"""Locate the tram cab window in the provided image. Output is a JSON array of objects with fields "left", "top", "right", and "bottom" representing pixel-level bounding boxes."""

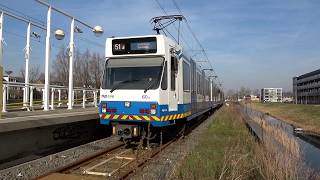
[
  {"left": 102, "top": 57, "right": 164, "bottom": 90},
  {"left": 171, "top": 56, "right": 178, "bottom": 91}
]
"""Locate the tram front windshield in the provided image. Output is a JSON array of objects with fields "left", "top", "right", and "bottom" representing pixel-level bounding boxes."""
[{"left": 102, "top": 57, "right": 164, "bottom": 91}]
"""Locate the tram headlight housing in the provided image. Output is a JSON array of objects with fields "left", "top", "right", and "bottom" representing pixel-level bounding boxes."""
[
  {"left": 150, "top": 104, "right": 157, "bottom": 114},
  {"left": 102, "top": 103, "right": 107, "bottom": 113}
]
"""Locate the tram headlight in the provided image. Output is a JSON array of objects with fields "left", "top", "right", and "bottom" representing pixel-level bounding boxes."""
[
  {"left": 150, "top": 109, "right": 156, "bottom": 115},
  {"left": 133, "top": 127, "right": 138, "bottom": 137},
  {"left": 112, "top": 126, "right": 116, "bottom": 135}
]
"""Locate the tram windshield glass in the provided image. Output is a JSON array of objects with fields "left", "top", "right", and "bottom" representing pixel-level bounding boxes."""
[{"left": 102, "top": 57, "right": 164, "bottom": 91}]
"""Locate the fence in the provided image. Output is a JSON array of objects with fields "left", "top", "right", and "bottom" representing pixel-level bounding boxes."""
[{"left": 2, "top": 81, "right": 99, "bottom": 112}]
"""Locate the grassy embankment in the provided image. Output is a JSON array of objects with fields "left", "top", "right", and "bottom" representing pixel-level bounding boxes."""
[
  {"left": 177, "top": 105, "right": 260, "bottom": 179},
  {"left": 176, "top": 104, "right": 317, "bottom": 180},
  {"left": 249, "top": 102, "right": 320, "bottom": 134}
]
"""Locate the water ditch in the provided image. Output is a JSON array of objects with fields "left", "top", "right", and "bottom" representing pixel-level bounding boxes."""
[{"left": 240, "top": 106, "right": 320, "bottom": 171}]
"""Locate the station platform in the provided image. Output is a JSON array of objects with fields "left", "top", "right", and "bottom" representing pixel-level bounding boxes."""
[{"left": 0, "top": 107, "right": 99, "bottom": 133}]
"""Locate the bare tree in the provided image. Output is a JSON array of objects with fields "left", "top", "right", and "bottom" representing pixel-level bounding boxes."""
[
  {"left": 226, "top": 89, "right": 235, "bottom": 98},
  {"left": 52, "top": 46, "right": 103, "bottom": 88},
  {"left": 20, "top": 65, "right": 43, "bottom": 83},
  {"left": 253, "top": 89, "right": 260, "bottom": 96},
  {"left": 73, "top": 48, "right": 82, "bottom": 87},
  {"left": 53, "top": 47, "right": 69, "bottom": 86},
  {"left": 238, "top": 87, "right": 251, "bottom": 98},
  {"left": 90, "top": 52, "right": 103, "bottom": 88},
  {"left": 80, "top": 49, "right": 91, "bottom": 87}
]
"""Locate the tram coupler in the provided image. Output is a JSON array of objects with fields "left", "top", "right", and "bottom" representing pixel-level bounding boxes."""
[{"left": 112, "top": 124, "right": 140, "bottom": 139}]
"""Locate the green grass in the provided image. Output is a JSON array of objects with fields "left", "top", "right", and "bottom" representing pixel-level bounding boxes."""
[
  {"left": 177, "top": 105, "right": 261, "bottom": 180},
  {"left": 249, "top": 102, "right": 320, "bottom": 133}
]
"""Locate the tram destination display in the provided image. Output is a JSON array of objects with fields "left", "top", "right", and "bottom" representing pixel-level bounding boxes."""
[{"left": 112, "top": 37, "right": 157, "bottom": 55}]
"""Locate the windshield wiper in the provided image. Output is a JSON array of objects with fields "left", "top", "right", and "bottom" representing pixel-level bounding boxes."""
[
  {"left": 144, "top": 79, "right": 157, "bottom": 93},
  {"left": 110, "top": 79, "right": 141, "bottom": 93},
  {"left": 144, "top": 68, "right": 163, "bottom": 93}
]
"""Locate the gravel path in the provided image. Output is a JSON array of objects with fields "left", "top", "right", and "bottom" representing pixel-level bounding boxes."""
[
  {"left": 0, "top": 136, "right": 121, "bottom": 180},
  {"left": 131, "top": 112, "right": 217, "bottom": 180}
]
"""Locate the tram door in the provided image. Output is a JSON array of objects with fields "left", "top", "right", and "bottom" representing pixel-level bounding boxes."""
[{"left": 168, "top": 55, "right": 178, "bottom": 111}]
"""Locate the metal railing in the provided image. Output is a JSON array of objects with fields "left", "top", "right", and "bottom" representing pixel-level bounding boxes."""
[{"left": 2, "top": 81, "right": 99, "bottom": 112}]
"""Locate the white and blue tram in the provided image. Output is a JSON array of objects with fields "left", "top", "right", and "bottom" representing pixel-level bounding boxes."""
[{"left": 99, "top": 35, "right": 223, "bottom": 139}]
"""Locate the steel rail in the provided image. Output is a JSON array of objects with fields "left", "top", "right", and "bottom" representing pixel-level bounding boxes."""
[
  {"left": 35, "top": 142, "right": 125, "bottom": 179},
  {"left": 37, "top": 109, "right": 217, "bottom": 179}
]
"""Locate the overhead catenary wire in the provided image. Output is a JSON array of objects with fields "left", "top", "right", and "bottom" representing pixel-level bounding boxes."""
[
  {"left": 1, "top": 2, "right": 105, "bottom": 49},
  {"left": 3, "top": 28, "right": 103, "bottom": 55},
  {"left": 154, "top": 0, "right": 222, "bottom": 87},
  {"left": 154, "top": 0, "right": 193, "bottom": 51},
  {"left": 170, "top": 0, "right": 222, "bottom": 87},
  {"left": 0, "top": 3, "right": 45, "bottom": 26},
  {"left": 3, "top": 29, "right": 104, "bottom": 71}
]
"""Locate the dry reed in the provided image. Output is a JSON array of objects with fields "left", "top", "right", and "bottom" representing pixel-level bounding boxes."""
[{"left": 246, "top": 108, "right": 319, "bottom": 179}]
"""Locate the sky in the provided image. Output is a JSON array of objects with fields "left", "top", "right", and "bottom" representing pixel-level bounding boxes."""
[{"left": 1, "top": 0, "right": 320, "bottom": 93}]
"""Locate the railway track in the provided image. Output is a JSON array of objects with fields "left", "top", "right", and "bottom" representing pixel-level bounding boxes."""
[{"left": 38, "top": 112, "right": 211, "bottom": 180}]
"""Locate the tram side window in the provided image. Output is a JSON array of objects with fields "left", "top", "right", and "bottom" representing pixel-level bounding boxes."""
[
  {"left": 161, "top": 62, "right": 167, "bottom": 90},
  {"left": 208, "top": 81, "right": 210, "bottom": 96},
  {"left": 197, "top": 72, "right": 200, "bottom": 94},
  {"left": 201, "top": 75, "right": 205, "bottom": 96},
  {"left": 183, "top": 61, "right": 190, "bottom": 91}
]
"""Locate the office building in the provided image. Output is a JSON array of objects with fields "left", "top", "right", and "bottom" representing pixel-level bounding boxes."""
[
  {"left": 260, "top": 88, "right": 282, "bottom": 103},
  {"left": 293, "top": 69, "right": 320, "bottom": 104}
]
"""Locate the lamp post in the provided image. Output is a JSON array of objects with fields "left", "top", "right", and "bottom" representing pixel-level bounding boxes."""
[
  {"left": 23, "top": 23, "right": 31, "bottom": 110},
  {"left": 68, "top": 18, "right": 75, "bottom": 110},
  {"left": 43, "top": 6, "right": 51, "bottom": 111},
  {"left": 36, "top": 0, "right": 104, "bottom": 110}
]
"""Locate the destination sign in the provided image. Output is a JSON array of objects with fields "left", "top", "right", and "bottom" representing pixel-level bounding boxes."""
[{"left": 112, "top": 37, "right": 157, "bottom": 55}]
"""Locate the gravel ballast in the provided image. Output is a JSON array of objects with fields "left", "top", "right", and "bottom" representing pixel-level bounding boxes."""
[
  {"left": 0, "top": 136, "right": 121, "bottom": 179},
  {"left": 131, "top": 111, "right": 218, "bottom": 179}
]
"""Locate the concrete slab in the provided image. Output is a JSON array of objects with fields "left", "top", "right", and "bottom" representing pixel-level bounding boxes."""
[{"left": 0, "top": 107, "right": 99, "bottom": 133}]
